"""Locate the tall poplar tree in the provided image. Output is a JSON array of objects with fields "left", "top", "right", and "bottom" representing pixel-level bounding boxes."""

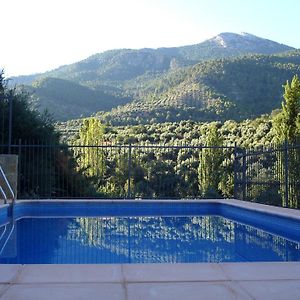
[
  {"left": 75, "top": 118, "right": 106, "bottom": 185},
  {"left": 273, "top": 75, "right": 300, "bottom": 208},
  {"left": 198, "top": 123, "right": 223, "bottom": 197},
  {"left": 273, "top": 75, "right": 300, "bottom": 142}
]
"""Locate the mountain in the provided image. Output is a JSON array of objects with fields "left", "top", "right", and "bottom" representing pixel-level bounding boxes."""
[
  {"left": 14, "top": 32, "right": 294, "bottom": 85},
  {"left": 176, "top": 32, "right": 293, "bottom": 61},
  {"left": 100, "top": 50, "right": 300, "bottom": 125},
  {"left": 11, "top": 32, "right": 296, "bottom": 121}
]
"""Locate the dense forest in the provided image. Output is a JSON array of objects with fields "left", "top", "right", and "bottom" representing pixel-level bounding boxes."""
[
  {"left": 53, "top": 114, "right": 275, "bottom": 200},
  {"left": 57, "top": 114, "right": 276, "bottom": 148},
  {"left": 52, "top": 75, "right": 300, "bottom": 206}
]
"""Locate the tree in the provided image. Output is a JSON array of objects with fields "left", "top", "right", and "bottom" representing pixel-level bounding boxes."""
[
  {"left": 0, "top": 70, "right": 59, "bottom": 144},
  {"left": 78, "top": 118, "right": 106, "bottom": 145},
  {"left": 1, "top": 71, "right": 60, "bottom": 197},
  {"left": 273, "top": 75, "right": 300, "bottom": 142},
  {"left": 198, "top": 123, "right": 224, "bottom": 197},
  {"left": 273, "top": 75, "right": 300, "bottom": 208},
  {"left": 0, "top": 71, "right": 102, "bottom": 198},
  {"left": 74, "top": 118, "right": 107, "bottom": 193}
]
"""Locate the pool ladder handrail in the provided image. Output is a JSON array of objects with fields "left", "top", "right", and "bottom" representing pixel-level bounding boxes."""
[
  {"left": 0, "top": 222, "right": 15, "bottom": 256},
  {"left": 0, "top": 165, "right": 15, "bottom": 205},
  {"left": 0, "top": 225, "right": 8, "bottom": 243}
]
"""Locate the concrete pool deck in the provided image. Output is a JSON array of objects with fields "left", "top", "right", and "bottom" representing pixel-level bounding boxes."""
[{"left": 0, "top": 262, "right": 300, "bottom": 299}]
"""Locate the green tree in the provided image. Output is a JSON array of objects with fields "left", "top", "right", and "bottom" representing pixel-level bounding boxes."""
[
  {"left": 273, "top": 75, "right": 300, "bottom": 208},
  {"left": 198, "top": 124, "right": 223, "bottom": 197},
  {"left": 76, "top": 118, "right": 106, "bottom": 176},
  {"left": 0, "top": 70, "right": 59, "bottom": 144},
  {"left": 273, "top": 75, "right": 300, "bottom": 142},
  {"left": 74, "top": 118, "right": 107, "bottom": 194},
  {"left": 78, "top": 118, "right": 106, "bottom": 145}
]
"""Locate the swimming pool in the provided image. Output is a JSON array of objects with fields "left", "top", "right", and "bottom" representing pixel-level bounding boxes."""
[{"left": 0, "top": 200, "right": 299, "bottom": 264}]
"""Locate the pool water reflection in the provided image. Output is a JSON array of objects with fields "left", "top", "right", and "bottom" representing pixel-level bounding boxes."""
[{"left": 0, "top": 216, "right": 299, "bottom": 264}]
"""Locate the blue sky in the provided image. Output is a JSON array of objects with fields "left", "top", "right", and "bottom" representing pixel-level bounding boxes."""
[{"left": 1, "top": 0, "right": 299, "bottom": 76}]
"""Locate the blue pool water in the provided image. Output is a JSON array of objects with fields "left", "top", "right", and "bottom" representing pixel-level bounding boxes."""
[{"left": 0, "top": 201, "right": 299, "bottom": 264}]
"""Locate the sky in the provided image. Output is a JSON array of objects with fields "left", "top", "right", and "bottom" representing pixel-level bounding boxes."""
[{"left": 1, "top": 0, "right": 300, "bottom": 76}]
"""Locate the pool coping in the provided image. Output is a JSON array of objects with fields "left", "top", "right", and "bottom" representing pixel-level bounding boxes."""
[
  {"left": 1, "top": 199, "right": 300, "bottom": 299},
  {"left": 13, "top": 198, "right": 300, "bottom": 221},
  {"left": 0, "top": 262, "right": 300, "bottom": 299}
]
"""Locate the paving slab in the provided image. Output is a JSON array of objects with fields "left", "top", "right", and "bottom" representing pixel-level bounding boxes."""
[
  {"left": 127, "top": 281, "right": 252, "bottom": 300},
  {"left": 220, "top": 262, "right": 300, "bottom": 281},
  {"left": 18, "top": 264, "right": 123, "bottom": 283},
  {"left": 0, "top": 265, "right": 22, "bottom": 283},
  {"left": 238, "top": 280, "right": 300, "bottom": 300},
  {"left": 0, "top": 285, "right": 9, "bottom": 297},
  {"left": 0, "top": 283, "right": 125, "bottom": 300},
  {"left": 123, "top": 263, "right": 227, "bottom": 282}
]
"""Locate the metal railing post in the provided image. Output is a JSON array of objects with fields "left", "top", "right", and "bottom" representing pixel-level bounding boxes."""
[
  {"left": 284, "top": 139, "right": 289, "bottom": 208},
  {"left": 242, "top": 149, "right": 247, "bottom": 201},
  {"left": 233, "top": 143, "right": 238, "bottom": 199},
  {"left": 127, "top": 142, "right": 132, "bottom": 199},
  {"left": 8, "top": 96, "right": 13, "bottom": 154},
  {"left": 17, "top": 139, "right": 22, "bottom": 198}
]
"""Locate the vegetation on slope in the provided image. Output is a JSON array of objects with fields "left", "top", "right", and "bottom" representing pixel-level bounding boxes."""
[
  {"left": 24, "top": 77, "right": 130, "bottom": 121},
  {"left": 10, "top": 33, "right": 297, "bottom": 122},
  {"left": 101, "top": 51, "right": 300, "bottom": 125}
]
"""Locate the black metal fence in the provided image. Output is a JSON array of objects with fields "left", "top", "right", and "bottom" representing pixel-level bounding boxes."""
[
  {"left": 234, "top": 141, "right": 300, "bottom": 209},
  {"left": 0, "top": 142, "right": 235, "bottom": 200},
  {"left": 0, "top": 141, "right": 299, "bottom": 208}
]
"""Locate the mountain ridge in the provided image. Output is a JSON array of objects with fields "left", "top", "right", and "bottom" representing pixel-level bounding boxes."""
[
  {"left": 12, "top": 32, "right": 294, "bottom": 83},
  {"left": 10, "top": 32, "right": 298, "bottom": 122}
]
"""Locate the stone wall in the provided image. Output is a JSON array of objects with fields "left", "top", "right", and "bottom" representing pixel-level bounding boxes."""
[{"left": 0, "top": 154, "right": 18, "bottom": 201}]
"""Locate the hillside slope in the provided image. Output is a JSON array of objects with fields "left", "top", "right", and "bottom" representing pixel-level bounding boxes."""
[
  {"left": 100, "top": 51, "right": 300, "bottom": 125},
  {"left": 26, "top": 77, "right": 130, "bottom": 120},
  {"left": 13, "top": 32, "right": 293, "bottom": 87},
  {"left": 10, "top": 32, "right": 296, "bottom": 121}
]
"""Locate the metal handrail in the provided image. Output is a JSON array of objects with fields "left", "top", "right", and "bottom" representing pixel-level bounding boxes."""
[
  {"left": 0, "top": 186, "right": 7, "bottom": 203},
  {"left": 0, "top": 223, "right": 15, "bottom": 256},
  {"left": 0, "top": 225, "right": 7, "bottom": 243},
  {"left": 0, "top": 166, "right": 15, "bottom": 204}
]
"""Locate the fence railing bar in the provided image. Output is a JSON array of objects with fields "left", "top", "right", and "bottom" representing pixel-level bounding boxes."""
[
  {"left": 284, "top": 140, "right": 289, "bottom": 208},
  {"left": 6, "top": 144, "right": 236, "bottom": 150},
  {"left": 235, "top": 180, "right": 281, "bottom": 186}
]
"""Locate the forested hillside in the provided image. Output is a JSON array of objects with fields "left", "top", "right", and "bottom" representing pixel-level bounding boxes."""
[
  {"left": 13, "top": 32, "right": 293, "bottom": 86},
  {"left": 101, "top": 51, "right": 300, "bottom": 124},
  {"left": 26, "top": 77, "right": 130, "bottom": 120},
  {"left": 54, "top": 74, "right": 300, "bottom": 204},
  {"left": 56, "top": 113, "right": 276, "bottom": 148},
  {"left": 11, "top": 32, "right": 297, "bottom": 122}
]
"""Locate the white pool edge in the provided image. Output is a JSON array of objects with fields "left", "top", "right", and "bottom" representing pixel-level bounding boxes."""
[{"left": 14, "top": 198, "right": 300, "bottom": 221}]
